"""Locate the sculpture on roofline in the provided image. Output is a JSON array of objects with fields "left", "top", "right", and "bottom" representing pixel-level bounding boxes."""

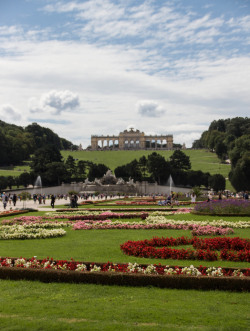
[
  {"left": 116, "top": 178, "right": 125, "bottom": 185},
  {"left": 94, "top": 178, "right": 102, "bottom": 185},
  {"left": 101, "top": 170, "right": 117, "bottom": 185}
]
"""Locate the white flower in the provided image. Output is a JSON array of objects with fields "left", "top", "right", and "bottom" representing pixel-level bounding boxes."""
[
  {"left": 90, "top": 265, "right": 101, "bottom": 272},
  {"left": 75, "top": 264, "right": 87, "bottom": 272}
]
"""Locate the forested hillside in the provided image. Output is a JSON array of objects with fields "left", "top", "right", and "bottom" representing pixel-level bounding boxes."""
[
  {"left": 193, "top": 117, "right": 250, "bottom": 191},
  {"left": 0, "top": 121, "right": 76, "bottom": 166}
]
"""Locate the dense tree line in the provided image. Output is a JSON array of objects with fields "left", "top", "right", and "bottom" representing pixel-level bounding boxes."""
[
  {"left": 0, "top": 149, "right": 225, "bottom": 192},
  {"left": 0, "top": 121, "right": 77, "bottom": 166},
  {"left": 114, "top": 151, "right": 225, "bottom": 192},
  {"left": 192, "top": 117, "right": 250, "bottom": 191}
]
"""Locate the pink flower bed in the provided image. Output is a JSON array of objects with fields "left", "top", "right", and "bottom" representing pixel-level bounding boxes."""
[{"left": 72, "top": 220, "right": 234, "bottom": 235}]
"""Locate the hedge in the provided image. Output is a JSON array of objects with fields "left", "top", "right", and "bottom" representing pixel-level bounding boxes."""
[{"left": 0, "top": 266, "right": 249, "bottom": 292}]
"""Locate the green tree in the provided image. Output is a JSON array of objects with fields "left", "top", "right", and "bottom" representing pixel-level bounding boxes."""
[
  {"left": 65, "top": 155, "right": 76, "bottom": 177},
  {"left": 18, "top": 172, "right": 32, "bottom": 188},
  {"left": 229, "top": 135, "right": 250, "bottom": 167},
  {"left": 45, "top": 162, "right": 70, "bottom": 186},
  {"left": 170, "top": 150, "right": 191, "bottom": 170},
  {"left": 126, "top": 159, "right": 142, "bottom": 182},
  {"left": 192, "top": 186, "right": 202, "bottom": 198},
  {"left": 88, "top": 163, "right": 109, "bottom": 181},
  {"left": 0, "top": 176, "right": 8, "bottom": 190},
  {"left": 139, "top": 156, "right": 148, "bottom": 179},
  {"left": 215, "top": 141, "right": 227, "bottom": 160},
  {"left": 31, "top": 145, "right": 63, "bottom": 174},
  {"left": 147, "top": 152, "right": 171, "bottom": 184},
  {"left": 208, "top": 174, "right": 226, "bottom": 192},
  {"left": 114, "top": 165, "right": 129, "bottom": 181},
  {"left": 76, "top": 160, "right": 87, "bottom": 180},
  {"left": 229, "top": 153, "right": 250, "bottom": 191},
  {"left": 6, "top": 176, "right": 15, "bottom": 189}
]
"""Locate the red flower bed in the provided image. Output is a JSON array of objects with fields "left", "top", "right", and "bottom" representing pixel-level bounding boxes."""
[
  {"left": 1, "top": 257, "right": 249, "bottom": 277},
  {"left": 0, "top": 210, "right": 29, "bottom": 218},
  {"left": 120, "top": 236, "right": 250, "bottom": 262}
]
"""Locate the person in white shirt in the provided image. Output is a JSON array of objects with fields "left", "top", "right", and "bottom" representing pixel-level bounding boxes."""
[{"left": 191, "top": 193, "right": 196, "bottom": 203}]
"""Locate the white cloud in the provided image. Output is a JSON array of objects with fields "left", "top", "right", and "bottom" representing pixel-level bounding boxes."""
[
  {"left": 137, "top": 100, "right": 165, "bottom": 117},
  {"left": 0, "top": 104, "right": 22, "bottom": 121},
  {"left": 29, "top": 90, "right": 80, "bottom": 115},
  {"left": 0, "top": 1, "right": 249, "bottom": 148}
]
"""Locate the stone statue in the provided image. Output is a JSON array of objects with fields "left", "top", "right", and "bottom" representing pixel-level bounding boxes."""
[
  {"left": 116, "top": 178, "right": 125, "bottom": 185},
  {"left": 84, "top": 178, "right": 92, "bottom": 184},
  {"left": 101, "top": 170, "right": 117, "bottom": 185},
  {"left": 127, "top": 177, "right": 135, "bottom": 186},
  {"left": 94, "top": 178, "right": 102, "bottom": 185}
]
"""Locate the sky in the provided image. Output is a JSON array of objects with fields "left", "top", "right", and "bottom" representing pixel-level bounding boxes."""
[{"left": 0, "top": 0, "right": 249, "bottom": 148}]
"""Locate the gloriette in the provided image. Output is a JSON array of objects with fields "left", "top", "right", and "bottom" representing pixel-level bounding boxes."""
[{"left": 91, "top": 128, "right": 173, "bottom": 150}]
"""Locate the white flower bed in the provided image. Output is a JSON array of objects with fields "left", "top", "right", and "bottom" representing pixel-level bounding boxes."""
[
  {"left": 145, "top": 216, "right": 250, "bottom": 228},
  {"left": 0, "top": 225, "right": 66, "bottom": 240}
]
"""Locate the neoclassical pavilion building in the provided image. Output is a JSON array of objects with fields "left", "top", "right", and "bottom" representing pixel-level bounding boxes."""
[{"left": 91, "top": 128, "right": 173, "bottom": 150}]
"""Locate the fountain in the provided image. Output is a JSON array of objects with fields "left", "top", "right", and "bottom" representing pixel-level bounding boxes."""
[
  {"left": 166, "top": 174, "right": 174, "bottom": 195},
  {"left": 34, "top": 175, "right": 42, "bottom": 195}
]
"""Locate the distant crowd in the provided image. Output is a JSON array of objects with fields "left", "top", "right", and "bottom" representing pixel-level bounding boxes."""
[{"left": 0, "top": 190, "right": 249, "bottom": 210}]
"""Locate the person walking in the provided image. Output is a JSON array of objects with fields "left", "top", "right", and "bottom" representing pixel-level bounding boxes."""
[
  {"left": 12, "top": 193, "right": 17, "bottom": 207},
  {"left": 2, "top": 192, "right": 8, "bottom": 209},
  {"left": 50, "top": 194, "right": 55, "bottom": 208}
]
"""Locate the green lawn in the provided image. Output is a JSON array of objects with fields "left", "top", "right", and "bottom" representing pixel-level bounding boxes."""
[
  {"left": 61, "top": 149, "right": 230, "bottom": 176},
  {"left": 1, "top": 227, "right": 249, "bottom": 269},
  {"left": 0, "top": 210, "right": 249, "bottom": 330},
  {"left": 0, "top": 281, "right": 248, "bottom": 330}
]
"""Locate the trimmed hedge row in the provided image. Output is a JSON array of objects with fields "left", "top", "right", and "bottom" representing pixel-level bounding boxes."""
[
  {"left": 57, "top": 208, "right": 181, "bottom": 212},
  {"left": 0, "top": 266, "right": 249, "bottom": 292}
]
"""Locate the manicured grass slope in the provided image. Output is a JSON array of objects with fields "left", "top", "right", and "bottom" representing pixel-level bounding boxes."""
[
  {"left": 0, "top": 280, "right": 249, "bottom": 330},
  {"left": 61, "top": 149, "right": 230, "bottom": 176}
]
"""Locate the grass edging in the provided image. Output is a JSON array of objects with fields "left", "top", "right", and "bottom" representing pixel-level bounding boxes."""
[{"left": 0, "top": 267, "right": 249, "bottom": 291}]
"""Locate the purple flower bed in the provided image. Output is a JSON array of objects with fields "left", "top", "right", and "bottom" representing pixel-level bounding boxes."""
[{"left": 194, "top": 199, "right": 250, "bottom": 215}]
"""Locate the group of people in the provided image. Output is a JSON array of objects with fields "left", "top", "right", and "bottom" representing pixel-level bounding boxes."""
[
  {"left": 1, "top": 192, "right": 17, "bottom": 209},
  {"left": 33, "top": 194, "right": 46, "bottom": 204},
  {"left": 158, "top": 192, "right": 181, "bottom": 206}
]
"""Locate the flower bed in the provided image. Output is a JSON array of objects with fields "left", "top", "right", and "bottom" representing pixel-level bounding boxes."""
[
  {"left": 0, "top": 225, "right": 66, "bottom": 239},
  {"left": 51, "top": 212, "right": 149, "bottom": 220},
  {"left": 120, "top": 236, "right": 250, "bottom": 262},
  {"left": 72, "top": 220, "right": 234, "bottom": 236},
  {"left": 0, "top": 257, "right": 249, "bottom": 291},
  {"left": 194, "top": 199, "right": 250, "bottom": 215},
  {"left": 0, "top": 210, "right": 30, "bottom": 218},
  {"left": 115, "top": 202, "right": 158, "bottom": 205},
  {"left": 58, "top": 208, "right": 185, "bottom": 212},
  {"left": 146, "top": 216, "right": 250, "bottom": 228},
  {"left": 0, "top": 257, "right": 248, "bottom": 276}
]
